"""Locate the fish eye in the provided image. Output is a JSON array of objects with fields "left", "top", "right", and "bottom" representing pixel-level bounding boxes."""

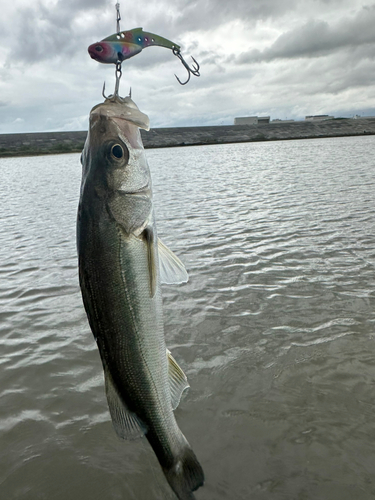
[
  {"left": 111, "top": 144, "right": 124, "bottom": 159},
  {"left": 95, "top": 45, "right": 103, "bottom": 52}
]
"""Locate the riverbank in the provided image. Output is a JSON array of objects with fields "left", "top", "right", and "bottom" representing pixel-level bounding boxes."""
[{"left": 1, "top": 117, "right": 374, "bottom": 157}]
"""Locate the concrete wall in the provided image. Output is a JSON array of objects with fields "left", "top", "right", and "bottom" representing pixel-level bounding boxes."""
[
  {"left": 0, "top": 131, "right": 87, "bottom": 156},
  {"left": 1, "top": 118, "right": 375, "bottom": 156},
  {"left": 140, "top": 118, "right": 375, "bottom": 148}
]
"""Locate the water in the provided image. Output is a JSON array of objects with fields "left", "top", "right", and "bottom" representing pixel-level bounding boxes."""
[{"left": 1, "top": 136, "right": 374, "bottom": 499}]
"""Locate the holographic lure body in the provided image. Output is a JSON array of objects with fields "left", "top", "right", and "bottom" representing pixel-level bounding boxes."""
[{"left": 88, "top": 27, "right": 181, "bottom": 64}]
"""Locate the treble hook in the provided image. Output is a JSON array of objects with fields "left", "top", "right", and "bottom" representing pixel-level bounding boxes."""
[{"left": 173, "top": 48, "right": 200, "bottom": 85}]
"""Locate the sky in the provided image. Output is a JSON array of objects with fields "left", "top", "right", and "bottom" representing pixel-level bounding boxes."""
[{"left": 1, "top": 0, "right": 375, "bottom": 133}]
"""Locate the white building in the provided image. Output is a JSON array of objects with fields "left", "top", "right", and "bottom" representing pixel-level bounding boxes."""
[
  {"left": 305, "top": 115, "right": 335, "bottom": 121},
  {"left": 234, "top": 116, "right": 270, "bottom": 125},
  {"left": 234, "top": 116, "right": 258, "bottom": 125}
]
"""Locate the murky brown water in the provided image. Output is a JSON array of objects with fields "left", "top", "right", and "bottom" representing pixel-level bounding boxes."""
[{"left": 1, "top": 136, "right": 375, "bottom": 499}]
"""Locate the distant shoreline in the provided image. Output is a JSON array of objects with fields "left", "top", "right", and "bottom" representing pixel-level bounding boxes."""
[{"left": 1, "top": 118, "right": 374, "bottom": 157}]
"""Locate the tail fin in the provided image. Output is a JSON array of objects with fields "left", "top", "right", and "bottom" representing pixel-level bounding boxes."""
[{"left": 163, "top": 445, "right": 204, "bottom": 500}]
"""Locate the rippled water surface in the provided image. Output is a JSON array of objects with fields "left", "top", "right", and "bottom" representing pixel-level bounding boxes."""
[{"left": 1, "top": 136, "right": 375, "bottom": 499}]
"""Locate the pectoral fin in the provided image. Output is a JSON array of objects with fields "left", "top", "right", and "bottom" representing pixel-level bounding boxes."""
[
  {"left": 167, "top": 349, "right": 190, "bottom": 410},
  {"left": 103, "top": 361, "right": 148, "bottom": 440},
  {"left": 158, "top": 239, "right": 189, "bottom": 285}
]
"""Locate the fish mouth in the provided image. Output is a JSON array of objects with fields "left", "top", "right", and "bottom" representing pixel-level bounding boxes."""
[
  {"left": 90, "top": 99, "right": 150, "bottom": 132},
  {"left": 88, "top": 44, "right": 100, "bottom": 60},
  {"left": 88, "top": 43, "right": 112, "bottom": 63}
]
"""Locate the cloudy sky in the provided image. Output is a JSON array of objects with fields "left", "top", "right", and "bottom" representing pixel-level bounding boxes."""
[{"left": 1, "top": 0, "right": 375, "bottom": 133}]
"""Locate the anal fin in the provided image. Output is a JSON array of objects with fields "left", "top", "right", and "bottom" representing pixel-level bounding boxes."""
[
  {"left": 103, "top": 361, "right": 148, "bottom": 440},
  {"left": 167, "top": 349, "right": 190, "bottom": 410}
]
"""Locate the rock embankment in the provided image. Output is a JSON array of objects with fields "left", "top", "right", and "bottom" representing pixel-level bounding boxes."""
[{"left": 1, "top": 118, "right": 374, "bottom": 156}]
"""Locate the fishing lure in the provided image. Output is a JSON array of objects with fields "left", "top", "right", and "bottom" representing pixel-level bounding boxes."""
[{"left": 88, "top": 27, "right": 200, "bottom": 85}]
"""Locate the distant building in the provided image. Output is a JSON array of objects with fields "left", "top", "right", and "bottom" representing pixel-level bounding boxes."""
[
  {"left": 305, "top": 115, "right": 334, "bottom": 121},
  {"left": 258, "top": 116, "right": 270, "bottom": 124},
  {"left": 353, "top": 115, "right": 375, "bottom": 119},
  {"left": 234, "top": 116, "right": 258, "bottom": 125},
  {"left": 271, "top": 119, "right": 295, "bottom": 123},
  {"left": 234, "top": 116, "right": 270, "bottom": 125}
]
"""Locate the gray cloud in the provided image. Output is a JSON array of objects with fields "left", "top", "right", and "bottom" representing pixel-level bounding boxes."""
[
  {"left": 1, "top": 0, "right": 375, "bottom": 133},
  {"left": 5, "top": 0, "right": 115, "bottom": 65},
  {"left": 237, "top": 4, "right": 375, "bottom": 63},
  {"left": 172, "top": 0, "right": 299, "bottom": 32},
  {"left": 7, "top": 7, "right": 73, "bottom": 64},
  {"left": 5, "top": 0, "right": 200, "bottom": 67}
]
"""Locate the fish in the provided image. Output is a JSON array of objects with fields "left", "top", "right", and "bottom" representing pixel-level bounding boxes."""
[
  {"left": 88, "top": 27, "right": 180, "bottom": 64},
  {"left": 76, "top": 95, "right": 204, "bottom": 500}
]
